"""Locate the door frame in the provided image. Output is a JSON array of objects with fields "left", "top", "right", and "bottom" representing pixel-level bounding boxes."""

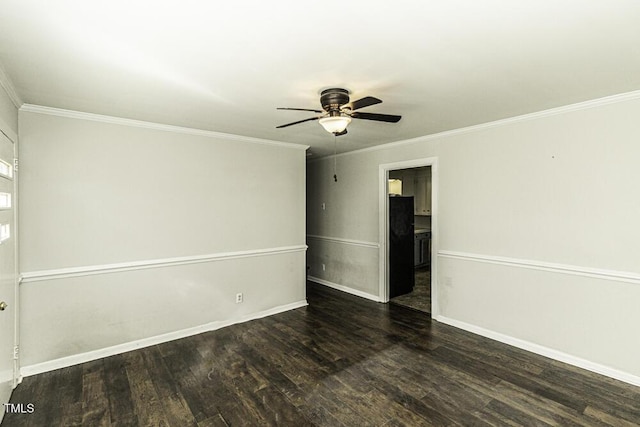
[
  {"left": 12, "top": 132, "right": 19, "bottom": 389},
  {"left": 0, "top": 126, "right": 19, "bottom": 404},
  {"left": 378, "top": 157, "right": 438, "bottom": 317}
]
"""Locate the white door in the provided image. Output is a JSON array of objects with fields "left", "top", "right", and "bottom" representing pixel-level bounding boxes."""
[{"left": 0, "top": 130, "right": 17, "bottom": 411}]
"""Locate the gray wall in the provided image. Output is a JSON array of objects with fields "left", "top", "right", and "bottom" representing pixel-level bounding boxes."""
[
  {"left": 307, "top": 93, "right": 640, "bottom": 384},
  {"left": 19, "top": 109, "right": 308, "bottom": 369}
]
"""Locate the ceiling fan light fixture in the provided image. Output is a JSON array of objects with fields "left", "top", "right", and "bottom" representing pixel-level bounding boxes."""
[{"left": 318, "top": 115, "right": 351, "bottom": 134}]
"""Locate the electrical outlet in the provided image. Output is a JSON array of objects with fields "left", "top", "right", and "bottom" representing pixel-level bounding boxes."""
[
  {"left": 322, "top": 263, "right": 325, "bottom": 271},
  {"left": 322, "top": 203, "right": 326, "bottom": 210},
  {"left": 236, "top": 293, "right": 243, "bottom": 304}
]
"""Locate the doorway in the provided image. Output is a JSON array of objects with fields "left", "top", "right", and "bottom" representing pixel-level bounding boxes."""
[{"left": 378, "top": 158, "right": 437, "bottom": 317}]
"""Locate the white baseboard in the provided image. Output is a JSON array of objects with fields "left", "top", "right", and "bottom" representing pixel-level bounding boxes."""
[
  {"left": 435, "top": 315, "right": 640, "bottom": 388},
  {"left": 20, "top": 300, "right": 308, "bottom": 377},
  {"left": 307, "top": 275, "right": 382, "bottom": 302}
]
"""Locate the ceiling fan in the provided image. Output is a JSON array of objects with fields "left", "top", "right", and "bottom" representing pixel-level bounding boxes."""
[{"left": 276, "top": 88, "right": 401, "bottom": 136}]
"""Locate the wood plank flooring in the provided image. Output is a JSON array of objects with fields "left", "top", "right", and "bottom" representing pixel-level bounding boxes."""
[{"left": 3, "top": 282, "right": 640, "bottom": 426}]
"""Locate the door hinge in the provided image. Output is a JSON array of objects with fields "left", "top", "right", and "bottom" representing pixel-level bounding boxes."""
[
  {"left": 13, "top": 158, "right": 18, "bottom": 172},
  {"left": 13, "top": 345, "right": 19, "bottom": 360}
]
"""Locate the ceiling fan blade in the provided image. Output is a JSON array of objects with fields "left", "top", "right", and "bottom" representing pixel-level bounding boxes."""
[
  {"left": 276, "top": 116, "right": 320, "bottom": 128},
  {"left": 277, "top": 107, "right": 323, "bottom": 113},
  {"left": 349, "top": 96, "right": 382, "bottom": 111},
  {"left": 351, "top": 111, "right": 402, "bottom": 123}
]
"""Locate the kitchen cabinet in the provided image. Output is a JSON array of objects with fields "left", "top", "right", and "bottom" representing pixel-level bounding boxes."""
[
  {"left": 414, "top": 231, "right": 431, "bottom": 267},
  {"left": 389, "top": 169, "right": 415, "bottom": 197},
  {"left": 414, "top": 169, "right": 432, "bottom": 216},
  {"left": 390, "top": 167, "right": 431, "bottom": 216}
]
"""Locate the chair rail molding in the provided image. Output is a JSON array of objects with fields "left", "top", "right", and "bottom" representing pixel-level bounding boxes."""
[
  {"left": 21, "top": 245, "right": 308, "bottom": 283},
  {"left": 306, "top": 234, "right": 379, "bottom": 249},
  {"left": 438, "top": 250, "right": 640, "bottom": 286}
]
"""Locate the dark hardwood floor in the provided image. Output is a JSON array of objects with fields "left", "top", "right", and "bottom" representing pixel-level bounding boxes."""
[{"left": 4, "top": 282, "right": 640, "bottom": 426}]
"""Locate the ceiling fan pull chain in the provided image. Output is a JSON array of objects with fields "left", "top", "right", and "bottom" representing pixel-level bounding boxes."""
[{"left": 333, "top": 134, "right": 338, "bottom": 182}]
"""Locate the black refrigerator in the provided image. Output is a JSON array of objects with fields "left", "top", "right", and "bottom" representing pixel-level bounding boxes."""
[{"left": 389, "top": 196, "right": 415, "bottom": 298}]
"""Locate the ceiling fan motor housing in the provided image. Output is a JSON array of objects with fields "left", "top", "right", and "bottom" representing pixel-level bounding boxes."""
[{"left": 320, "top": 88, "right": 350, "bottom": 115}]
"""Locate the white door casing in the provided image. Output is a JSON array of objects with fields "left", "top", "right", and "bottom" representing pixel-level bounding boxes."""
[
  {"left": 378, "top": 157, "right": 438, "bottom": 316},
  {"left": 0, "top": 129, "right": 17, "bottom": 415}
]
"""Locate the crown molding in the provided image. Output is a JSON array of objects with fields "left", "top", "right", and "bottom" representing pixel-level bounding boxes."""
[
  {"left": 309, "top": 89, "right": 640, "bottom": 162},
  {"left": 20, "top": 104, "right": 309, "bottom": 151},
  {"left": 0, "top": 63, "right": 23, "bottom": 108}
]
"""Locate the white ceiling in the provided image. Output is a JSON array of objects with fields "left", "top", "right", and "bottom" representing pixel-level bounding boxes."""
[{"left": 1, "top": 1, "right": 640, "bottom": 157}]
